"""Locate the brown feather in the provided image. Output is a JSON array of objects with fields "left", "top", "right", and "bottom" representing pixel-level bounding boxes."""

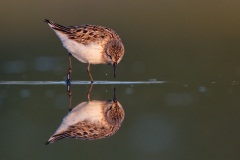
[{"left": 44, "top": 19, "right": 122, "bottom": 45}]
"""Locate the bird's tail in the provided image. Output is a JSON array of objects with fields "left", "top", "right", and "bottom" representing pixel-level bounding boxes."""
[
  {"left": 44, "top": 135, "right": 65, "bottom": 145},
  {"left": 44, "top": 132, "right": 71, "bottom": 145},
  {"left": 44, "top": 19, "right": 71, "bottom": 33}
]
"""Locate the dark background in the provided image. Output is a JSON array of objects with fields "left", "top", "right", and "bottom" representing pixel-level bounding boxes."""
[{"left": 0, "top": 0, "right": 240, "bottom": 160}]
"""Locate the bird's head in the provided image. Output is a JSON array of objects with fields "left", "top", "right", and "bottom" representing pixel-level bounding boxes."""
[{"left": 105, "top": 39, "right": 124, "bottom": 78}]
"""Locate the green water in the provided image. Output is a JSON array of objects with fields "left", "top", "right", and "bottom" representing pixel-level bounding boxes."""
[{"left": 1, "top": 0, "right": 240, "bottom": 160}]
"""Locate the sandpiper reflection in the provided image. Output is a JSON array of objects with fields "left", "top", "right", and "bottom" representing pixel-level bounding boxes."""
[{"left": 45, "top": 86, "right": 124, "bottom": 144}]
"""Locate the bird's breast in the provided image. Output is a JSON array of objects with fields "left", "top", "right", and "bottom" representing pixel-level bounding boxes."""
[
  {"left": 64, "top": 41, "right": 105, "bottom": 64},
  {"left": 54, "top": 30, "right": 105, "bottom": 64}
]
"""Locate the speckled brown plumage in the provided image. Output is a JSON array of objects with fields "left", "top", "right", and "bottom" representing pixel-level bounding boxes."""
[
  {"left": 44, "top": 19, "right": 125, "bottom": 81},
  {"left": 45, "top": 100, "right": 124, "bottom": 144},
  {"left": 45, "top": 19, "right": 121, "bottom": 45}
]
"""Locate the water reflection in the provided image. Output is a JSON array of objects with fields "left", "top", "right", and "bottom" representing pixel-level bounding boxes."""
[{"left": 45, "top": 86, "right": 125, "bottom": 144}]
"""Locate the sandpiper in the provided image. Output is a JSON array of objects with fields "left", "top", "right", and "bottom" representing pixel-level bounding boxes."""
[
  {"left": 44, "top": 19, "right": 125, "bottom": 82},
  {"left": 45, "top": 99, "right": 124, "bottom": 144}
]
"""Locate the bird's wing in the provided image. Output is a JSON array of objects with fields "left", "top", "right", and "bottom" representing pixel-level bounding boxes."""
[
  {"left": 44, "top": 19, "right": 120, "bottom": 45},
  {"left": 45, "top": 121, "right": 116, "bottom": 144}
]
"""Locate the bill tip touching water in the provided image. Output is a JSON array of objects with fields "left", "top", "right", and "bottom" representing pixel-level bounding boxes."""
[{"left": 44, "top": 19, "right": 124, "bottom": 82}]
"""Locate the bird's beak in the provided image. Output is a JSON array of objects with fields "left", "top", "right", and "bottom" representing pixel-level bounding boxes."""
[
  {"left": 113, "top": 87, "right": 117, "bottom": 103},
  {"left": 113, "top": 62, "right": 117, "bottom": 78}
]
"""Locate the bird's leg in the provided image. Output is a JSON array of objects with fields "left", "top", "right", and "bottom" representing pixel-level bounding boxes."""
[
  {"left": 87, "top": 63, "right": 94, "bottom": 83},
  {"left": 66, "top": 76, "right": 72, "bottom": 111},
  {"left": 66, "top": 53, "right": 72, "bottom": 111},
  {"left": 87, "top": 83, "right": 93, "bottom": 102},
  {"left": 68, "top": 87, "right": 72, "bottom": 111},
  {"left": 68, "top": 53, "right": 72, "bottom": 79}
]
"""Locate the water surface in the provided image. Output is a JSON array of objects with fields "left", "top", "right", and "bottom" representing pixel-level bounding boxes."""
[{"left": 1, "top": 0, "right": 240, "bottom": 159}]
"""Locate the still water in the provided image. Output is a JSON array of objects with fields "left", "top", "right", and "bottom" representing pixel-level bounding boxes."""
[
  {"left": 0, "top": 81, "right": 239, "bottom": 159},
  {"left": 1, "top": 0, "right": 240, "bottom": 159}
]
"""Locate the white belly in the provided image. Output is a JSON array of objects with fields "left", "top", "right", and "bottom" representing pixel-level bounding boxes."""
[
  {"left": 54, "top": 30, "right": 104, "bottom": 64},
  {"left": 54, "top": 101, "right": 104, "bottom": 134}
]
